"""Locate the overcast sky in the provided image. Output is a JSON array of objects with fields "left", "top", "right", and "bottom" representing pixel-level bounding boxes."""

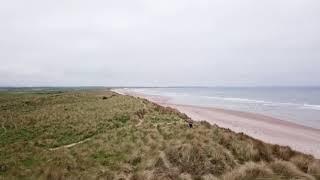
[{"left": 0, "top": 0, "right": 320, "bottom": 87}]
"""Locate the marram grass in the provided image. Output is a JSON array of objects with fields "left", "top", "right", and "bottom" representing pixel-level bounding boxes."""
[{"left": 0, "top": 90, "right": 319, "bottom": 180}]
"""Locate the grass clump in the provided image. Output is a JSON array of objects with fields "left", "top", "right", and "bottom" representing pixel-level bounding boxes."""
[
  {"left": 269, "top": 161, "right": 315, "bottom": 180},
  {"left": 308, "top": 160, "right": 320, "bottom": 179},
  {"left": 221, "top": 162, "right": 274, "bottom": 180},
  {"left": 165, "top": 142, "right": 234, "bottom": 176}
]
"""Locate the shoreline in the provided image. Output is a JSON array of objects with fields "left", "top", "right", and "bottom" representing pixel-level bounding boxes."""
[{"left": 113, "top": 88, "right": 320, "bottom": 158}]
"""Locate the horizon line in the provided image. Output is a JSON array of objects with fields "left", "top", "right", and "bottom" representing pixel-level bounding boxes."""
[{"left": 1, "top": 85, "right": 320, "bottom": 89}]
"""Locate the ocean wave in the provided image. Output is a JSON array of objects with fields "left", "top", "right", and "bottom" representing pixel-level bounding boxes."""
[
  {"left": 199, "top": 96, "right": 320, "bottom": 110},
  {"left": 199, "top": 96, "right": 272, "bottom": 104},
  {"left": 223, "top": 97, "right": 268, "bottom": 104},
  {"left": 301, "top": 104, "right": 320, "bottom": 111}
]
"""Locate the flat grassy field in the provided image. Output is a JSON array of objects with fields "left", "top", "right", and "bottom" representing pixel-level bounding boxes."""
[{"left": 0, "top": 90, "right": 319, "bottom": 180}]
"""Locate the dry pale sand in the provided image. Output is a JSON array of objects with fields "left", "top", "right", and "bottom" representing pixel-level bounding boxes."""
[{"left": 113, "top": 89, "right": 320, "bottom": 158}]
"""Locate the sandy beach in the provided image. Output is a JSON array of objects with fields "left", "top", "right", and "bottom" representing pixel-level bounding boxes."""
[{"left": 114, "top": 89, "right": 320, "bottom": 158}]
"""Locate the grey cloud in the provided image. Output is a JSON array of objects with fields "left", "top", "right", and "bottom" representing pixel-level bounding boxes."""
[{"left": 0, "top": 0, "right": 320, "bottom": 86}]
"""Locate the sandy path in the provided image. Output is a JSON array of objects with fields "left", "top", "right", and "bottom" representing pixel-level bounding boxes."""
[
  {"left": 49, "top": 138, "right": 91, "bottom": 151},
  {"left": 113, "top": 89, "right": 320, "bottom": 158}
]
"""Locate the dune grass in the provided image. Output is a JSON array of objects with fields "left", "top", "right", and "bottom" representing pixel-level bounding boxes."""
[{"left": 0, "top": 90, "right": 319, "bottom": 180}]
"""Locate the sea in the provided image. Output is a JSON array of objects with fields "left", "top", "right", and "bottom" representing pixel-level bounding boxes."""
[{"left": 128, "top": 87, "right": 320, "bottom": 129}]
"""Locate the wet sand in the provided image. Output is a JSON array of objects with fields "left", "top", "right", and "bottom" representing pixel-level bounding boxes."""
[{"left": 113, "top": 89, "right": 320, "bottom": 158}]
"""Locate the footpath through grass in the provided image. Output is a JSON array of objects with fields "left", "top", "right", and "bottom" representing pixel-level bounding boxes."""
[{"left": 0, "top": 90, "right": 319, "bottom": 180}]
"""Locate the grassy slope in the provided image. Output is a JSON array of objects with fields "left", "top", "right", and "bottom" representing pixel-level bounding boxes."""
[{"left": 0, "top": 90, "right": 319, "bottom": 180}]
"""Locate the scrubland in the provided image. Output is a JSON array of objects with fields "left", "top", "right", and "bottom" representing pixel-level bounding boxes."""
[{"left": 0, "top": 90, "right": 319, "bottom": 180}]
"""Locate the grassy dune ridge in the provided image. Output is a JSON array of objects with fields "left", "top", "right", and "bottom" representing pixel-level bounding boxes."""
[{"left": 0, "top": 90, "right": 319, "bottom": 180}]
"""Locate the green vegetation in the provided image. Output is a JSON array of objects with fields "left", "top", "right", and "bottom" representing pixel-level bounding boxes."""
[{"left": 0, "top": 90, "right": 319, "bottom": 180}]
